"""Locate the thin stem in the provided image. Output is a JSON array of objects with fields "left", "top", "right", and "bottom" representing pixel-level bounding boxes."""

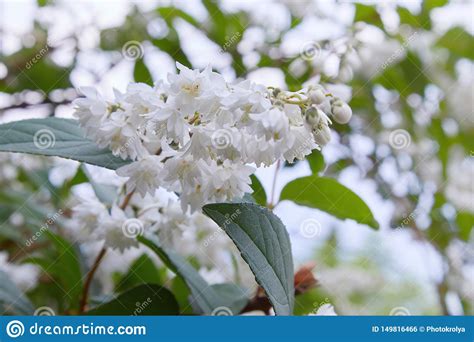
[
  {"left": 268, "top": 160, "right": 281, "bottom": 209},
  {"left": 78, "top": 190, "right": 135, "bottom": 313},
  {"left": 79, "top": 247, "right": 107, "bottom": 314},
  {"left": 120, "top": 189, "right": 135, "bottom": 210}
]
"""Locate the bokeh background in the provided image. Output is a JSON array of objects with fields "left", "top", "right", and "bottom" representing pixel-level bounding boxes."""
[{"left": 0, "top": 0, "right": 473, "bottom": 315}]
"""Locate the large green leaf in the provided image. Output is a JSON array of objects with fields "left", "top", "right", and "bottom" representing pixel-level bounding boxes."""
[
  {"left": 189, "top": 283, "right": 250, "bottom": 316},
  {"left": 138, "top": 235, "right": 226, "bottom": 315},
  {"left": 280, "top": 176, "right": 379, "bottom": 229},
  {"left": 25, "top": 231, "right": 84, "bottom": 310},
  {"left": 202, "top": 203, "right": 294, "bottom": 315},
  {"left": 115, "top": 254, "right": 164, "bottom": 293},
  {"left": 87, "top": 284, "right": 179, "bottom": 315},
  {"left": 0, "top": 118, "right": 130, "bottom": 169},
  {"left": 0, "top": 270, "right": 34, "bottom": 315}
]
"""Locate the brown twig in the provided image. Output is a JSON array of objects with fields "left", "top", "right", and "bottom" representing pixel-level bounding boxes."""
[
  {"left": 120, "top": 189, "right": 135, "bottom": 210},
  {"left": 78, "top": 190, "right": 135, "bottom": 313},
  {"left": 79, "top": 247, "right": 107, "bottom": 314},
  {"left": 0, "top": 99, "right": 74, "bottom": 114}
]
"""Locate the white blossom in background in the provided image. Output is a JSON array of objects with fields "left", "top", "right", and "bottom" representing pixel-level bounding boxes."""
[
  {"left": 0, "top": 252, "right": 39, "bottom": 291},
  {"left": 68, "top": 191, "right": 256, "bottom": 287},
  {"left": 73, "top": 63, "right": 352, "bottom": 212},
  {"left": 445, "top": 149, "right": 474, "bottom": 214}
]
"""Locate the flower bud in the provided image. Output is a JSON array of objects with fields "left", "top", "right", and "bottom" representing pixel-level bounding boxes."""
[
  {"left": 305, "top": 106, "right": 320, "bottom": 127},
  {"left": 309, "top": 88, "right": 326, "bottom": 105},
  {"left": 331, "top": 101, "right": 352, "bottom": 124},
  {"left": 313, "top": 125, "right": 331, "bottom": 146}
]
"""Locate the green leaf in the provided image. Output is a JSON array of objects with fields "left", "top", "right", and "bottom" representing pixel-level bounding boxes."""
[
  {"left": 210, "top": 283, "right": 249, "bottom": 315},
  {"left": 307, "top": 149, "right": 325, "bottom": 174},
  {"left": 397, "top": 7, "right": 425, "bottom": 29},
  {"left": 0, "top": 45, "right": 72, "bottom": 94},
  {"left": 280, "top": 176, "right": 379, "bottom": 229},
  {"left": 375, "top": 52, "right": 429, "bottom": 97},
  {"left": 250, "top": 174, "right": 267, "bottom": 206},
  {"left": 424, "top": 0, "right": 448, "bottom": 11},
  {"left": 0, "top": 270, "right": 34, "bottom": 315},
  {"left": 138, "top": 235, "right": 225, "bottom": 315},
  {"left": 202, "top": 203, "right": 294, "bottom": 315},
  {"left": 86, "top": 284, "right": 179, "bottom": 315},
  {"left": 133, "top": 59, "right": 153, "bottom": 83},
  {"left": 436, "top": 27, "right": 474, "bottom": 60},
  {"left": 354, "top": 4, "right": 383, "bottom": 28},
  {"left": 189, "top": 282, "right": 250, "bottom": 315},
  {"left": 26, "top": 231, "right": 84, "bottom": 310},
  {"left": 456, "top": 212, "right": 474, "bottom": 242},
  {"left": 0, "top": 118, "right": 130, "bottom": 170},
  {"left": 170, "top": 276, "right": 193, "bottom": 315},
  {"left": 115, "top": 254, "right": 163, "bottom": 293}
]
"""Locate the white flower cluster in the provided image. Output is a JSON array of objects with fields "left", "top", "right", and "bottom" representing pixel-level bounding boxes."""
[
  {"left": 70, "top": 190, "right": 222, "bottom": 257},
  {"left": 74, "top": 63, "right": 352, "bottom": 211},
  {"left": 69, "top": 189, "right": 256, "bottom": 285}
]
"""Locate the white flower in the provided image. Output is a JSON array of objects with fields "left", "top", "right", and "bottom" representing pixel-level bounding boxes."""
[
  {"left": 202, "top": 160, "right": 254, "bottom": 203},
  {"left": 73, "top": 87, "right": 108, "bottom": 137},
  {"left": 97, "top": 111, "right": 149, "bottom": 160},
  {"left": 116, "top": 155, "right": 165, "bottom": 197},
  {"left": 99, "top": 206, "right": 141, "bottom": 252},
  {"left": 284, "top": 125, "right": 316, "bottom": 162},
  {"left": 71, "top": 196, "right": 109, "bottom": 242}
]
